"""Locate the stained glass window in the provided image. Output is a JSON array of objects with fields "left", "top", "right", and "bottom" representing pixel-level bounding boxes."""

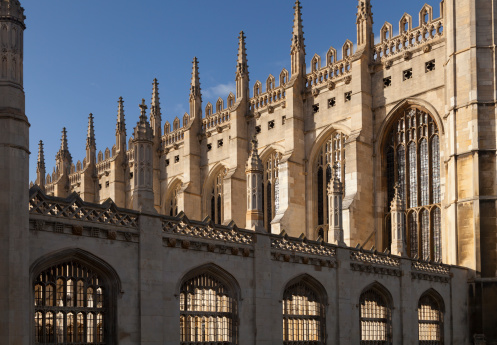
[
  {"left": 384, "top": 107, "right": 441, "bottom": 261},
  {"left": 180, "top": 273, "right": 237, "bottom": 344},
  {"left": 283, "top": 280, "right": 325, "bottom": 344},
  {"left": 360, "top": 287, "right": 392, "bottom": 344},
  {"left": 210, "top": 171, "right": 225, "bottom": 224},
  {"left": 263, "top": 152, "right": 280, "bottom": 232},
  {"left": 418, "top": 293, "right": 443, "bottom": 344},
  {"left": 34, "top": 261, "right": 106, "bottom": 344},
  {"left": 315, "top": 132, "right": 346, "bottom": 234}
]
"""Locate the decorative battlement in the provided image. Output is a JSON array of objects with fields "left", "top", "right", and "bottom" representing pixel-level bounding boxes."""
[
  {"left": 249, "top": 73, "right": 287, "bottom": 114},
  {"left": 0, "top": 0, "right": 25, "bottom": 26},
  {"left": 373, "top": 2, "right": 444, "bottom": 63},
  {"left": 271, "top": 232, "right": 336, "bottom": 257},
  {"left": 305, "top": 43, "right": 353, "bottom": 90}
]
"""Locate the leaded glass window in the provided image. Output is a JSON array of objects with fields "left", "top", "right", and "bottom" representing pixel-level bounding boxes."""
[
  {"left": 210, "top": 171, "right": 225, "bottom": 224},
  {"left": 283, "top": 280, "right": 325, "bottom": 344},
  {"left": 384, "top": 107, "right": 442, "bottom": 261},
  {"left": 263, "top": 152, "right": 280, "bottom": 232},
  {"left": 168, "top": 184, "right": 180, "bottom": 217},
  {"left": 180, "top": 273, "right": 237, "bottom": 344},
  {"left": 418, "top": 293, "right": 444, "bottom": 344},
  {"left": 34, "top": 261, "right": 105, "bottom": 344},
  {"left": 315, "top": 132, "right": 346, "bottom": 237},
  {"left": 360, "top": 287, "right": 392, "bottom": 344}
]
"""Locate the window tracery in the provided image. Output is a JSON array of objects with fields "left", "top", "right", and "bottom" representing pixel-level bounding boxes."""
[
  {"left": 360, "top": 287, "right": 392, "bottom": 344},
  {"left": 262, "top": 152, "right": 280, "bottom": 232},
  {"left": 180, "top": 273, "right": 237, "bottom": 344},
  {"left": 168, "top": 184, "right": 181, "bottom": 217},
  {"left": 418, "top": 293, "right": 443, "bottom": 344},
  {"left": 384, "top": 107, "right": 441, "bottom": 261},
  {"left": 282, "top": 280, "right": 325, "bottom": 345},
  {"left": 210, "top": 170, "right": 225, "bottom": 224},
  {"left": 34, "top": 261, "right": 105, "bottom": 344},
  {"left": 315, "top": 132, "right": 346, "bottom": 236}
]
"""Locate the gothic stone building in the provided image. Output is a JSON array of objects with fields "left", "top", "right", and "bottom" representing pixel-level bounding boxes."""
[{"left": 1, "top": 0, "right": 496, "bottom": 344}]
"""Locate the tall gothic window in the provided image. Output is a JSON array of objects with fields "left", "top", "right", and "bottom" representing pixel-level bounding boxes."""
[
  {"left": 418, "top": 292, "right": 444, "bottom": 344},
  {"left": 34, "top": 261, "right": 105, "bottom": 344},
  {"left": 384, "top": 107, "right": 442, "bottom": 261},
  {"left": 360, "top": 286, "right": 392, "bottom": 344},
  {"left": 315, "top": 132, "right": 346, "bottom": 238},
  {"left": 282, "top": 278, "right": 326, "bottom": 344},
  {"left": 180, "top": 271, "right": 238, "bottom": 344},
  {"left": 168, "top": 184, "right": 180, "bottom": 217},
  {"left": 210, "top": 171, "right": 225, "bottom": 224},
  {"left": 262, "top": 152, "right": 280, "bottom": 232}
]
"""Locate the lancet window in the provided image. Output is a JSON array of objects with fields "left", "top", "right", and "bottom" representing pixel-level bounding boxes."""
[
  {"left": 180, "top": 273, "right": 237, "bottom": 344},
  {"left": 315, "top": 132, "right": 346, "bottom": 234},
  {"left": 360, "top": 287, "right": 392, "bottom": 344},
  {"left": 34, "top": 261, "right": 105, "bottom": 344},
  {"left": 384, "top": 107, "right": 442, "bottom": 261},
  {"left": 282, "top": 280, "right": 325, "bottom": 345},
  {"left": 210, "top": 170, "right": 225, "bottom": 224},
  {"left": 418, "top": 293, "right": 444, "bottom": 344},
  {"left": 262, "top": 152, "right": 280, "bottom": 232},
  {"left": 168, "top": 184, "right": 180, "bottom": 217}
]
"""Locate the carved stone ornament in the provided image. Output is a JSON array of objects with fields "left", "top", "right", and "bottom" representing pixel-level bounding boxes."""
[
  {"left": 254, "top": 112, "right": 261, "bottom": 119},
  {"left": 107, "top": 230, "right": 117, "bottom": 240},
  {"left": 181, "top": 240, "right": 190, "bottom": 249},
  {"left": 384, "top": 60, "right": 393, "bottom": 69},
  {"left": 403, "top": 51, "right": 412, "bottom": 60},
  {"left": 173, "top": 143, "right": 179, "bottom": 150},
  {"left": 72, "top": 226, "right": 83, "bottom": 236},
  {"left": 281, "top": 101, "right": 286, "bottom": 109},
  {"left": 423, "top": 44, "right": 432, "bottom": 53},
  {"left": 344, "top": 76, "right": 352, "bottom": 85},
  {"left": 312, "top": 88, "right": 320, "bottom": 97},
  {"left": 216, "top": 126, "right": 223, "bottom": 133},
  {"left": 35, "top": 220, "right": 45, "bottom": 231},
  {"left": 327, "top": 80, "right": 335, "bottom": 90},
  {"left": 268, "top": 105, "right": 275, "bottom": 114}
]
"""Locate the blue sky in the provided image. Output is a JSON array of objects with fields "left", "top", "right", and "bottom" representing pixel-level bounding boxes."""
[{"left": 24, "top": 0, "right": 442, "bottom": 183}]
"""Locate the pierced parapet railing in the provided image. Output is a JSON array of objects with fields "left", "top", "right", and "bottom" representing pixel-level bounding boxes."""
[
  {"left": 163, "top": 128, "right": 185, "bottom": 147},
  {"left": 305, "top": 58, "right": 352, "bottom": 89},
  {"left": 271, "top": 233, "right": 336, "bottom": 256},
  {"left": 350, "top": 249, "right": 401, "bottom": 276},
  {"left": 162, "top": 214, "right": 254, "bottom": 256},
  {"left": 96, "top": 159, "right": 111, "bottom": 176},
  {"left": 203, "top": 111, "right": 231, "bottom": 131},
  {"left": 249, "top": 86, "right": 286, "bottom": 113},
  {"left": 28, "top": 186, "right": 138, "bottom": 228},
  {"left": 411, "top": 260, "right": 450, "bottom": 283},
  {"left": 373, "top": 17, "right": 444, "bottom": 63}
]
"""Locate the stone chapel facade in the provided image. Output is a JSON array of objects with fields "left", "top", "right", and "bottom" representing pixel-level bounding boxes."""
[{"left": 1, "top": 0, "right": 496, "bottom": 344}]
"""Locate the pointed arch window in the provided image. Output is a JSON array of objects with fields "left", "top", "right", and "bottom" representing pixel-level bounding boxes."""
[
  {"left": 360, "top": 287, "right": 392, "bottom": 344},
  {"left": 210, "top": 170, "right": 225, "bottom": 224},
  {"left": 418, "top": 292, "right": 444, "bottom": 344},
  {"left": 315, "top": 132, "right": 346, "bottom": 236},
  {"left": 263, "top": 152, "right": 280, "bottom": 232},
  {"left": 34, "top": 261, "right": 106, "bottom": 344},
  {"left": 180, "top": 272, "right": 238, "bottom": 344},
  {"left": 168, "top": 184, "right": 181, "bottom": 217},
  {"left": 282, "top": 279, "right": 326, "bottom": 344},
  {"left": 384, "top": 107, "right": 442, "bottom": 261}
]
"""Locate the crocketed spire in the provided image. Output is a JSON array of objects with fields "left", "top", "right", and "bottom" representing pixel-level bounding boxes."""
[
  {"left": 151, "top": 78, "right": 161, "bottom": 119},
  {"left": 86, "top": 113, "right": 96, "bottom": 149},
  {"left": 291, "top": 0, "right": 305, "bottom": 53},
  {"left": 60, "top": 127, "right": 69, "bottom": 152},
  {"left": 190, "top": 57, "right": 201, "bottom": 101},
  {"left": 116, "top": 96, "right": 126, "bottom": 134},
  {"left": 133, "top": 99, "right": 153, "bottom": 142},
  {"left": 246, "top": 136, "right": 263, "bottom": 172},
  {"left": 37, "top": 140, "right": 45, "bottom": 171},
  {"left": 237, "top": 31, "right": 248, "bottom": 76}
]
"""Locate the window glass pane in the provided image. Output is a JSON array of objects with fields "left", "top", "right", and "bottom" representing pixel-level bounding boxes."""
[
  {"left": 433, "top": 208, "right": 442, "bottom": 262},
  {"left": 360, "top": 289, "right": 391, "bottom": 342},
  {"left": 418, "top": 295, "right": 443, "bottom": 342},
  {"left": 421, "top": 210, "right": 430, "bottom": 260},
  {"left": 420, "top": 139, "right": 429, "bottom": 205},
  {"left": 408, "top": 142, "right": 418, "bottom": 208},
  {"left": 432, "top": 136, "right": 441, "bottom": 204},
  {"left": 409, "top": 212, "right": 418, "bottom": 257}
]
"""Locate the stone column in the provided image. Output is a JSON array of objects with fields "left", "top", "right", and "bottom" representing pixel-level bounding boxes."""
[
  {"left": 390, "top": 183, "right": 406, "bottom": 256},
  {"left": 0, "top": 1, "right": 29, "bottom": 344},
  {"left": 245, "top": 137, "right": 264, "bottom": 231},
  {"left": 328, "top": 163, "right": 345, "bottom": 246}
]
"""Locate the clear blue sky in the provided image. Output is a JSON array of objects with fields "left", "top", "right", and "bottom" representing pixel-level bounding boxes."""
[{"left": 24, "top": 0, "right": 441, "bottom": 183}]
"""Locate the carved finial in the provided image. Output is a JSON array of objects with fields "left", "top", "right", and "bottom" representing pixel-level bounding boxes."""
[
  {"left": 139, "top": 99, "right": 148, "bottom": 121},
  {"left": 60, "top": 127, "right": 69, "bottom": 151},
  {"left": 151, "top": 78, "right": 161, "bottom": 119},
  {"left": 237, "top": 31, "right": 248, "bottom": 75},
  {"left": 391, "top": 182, "right": 404, "bottom": 210},
  {"left": 292, "top": 0, "right": 305, "bottom": 50},
  {"left": 86, "top": 113, "right": 96, "bottom": 149},
  {"left": 190, "top": 57, "right": 201, "bottom": 100},
  {"left": 332, "top": 161, "right": 340, "bottom": 180},
  {"left": 37, "top": 140, "right": 45, "bottom": 170},
  {"left": 117, "top": 96, "right": 126, "bottom": 133},
  {"left": 251, "top": 135, "right": 258, "bottom": 151}
]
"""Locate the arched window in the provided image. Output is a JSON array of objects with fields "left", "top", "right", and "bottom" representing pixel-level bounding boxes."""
[
  {"left": 360, "top": 286, "right": 392, "bottom": 344},
  {"left": 262, "top": 152, "right": 280, "bottom": 232},
  {"left": 384, "top": 107, "right": 441, "bottom": 261},
  {"left": 34, "top": 261, "right": 106, "bottom": 344},
  {"left": 210, "top": 170, "right": 225, "bottom": 224},
  {"left": 168, "top": 184, "right": 181, "bottom": 217},
  {"left": 418, "top": 292, "right": 444, "bottom": 344},
  {"left": 315, "top": 132, "right": 346, "bottom": 236},
  {"left": 180, "top": 270, "right": 238, "bottom": 344},
  {"left": 282, "top": 277, "right": 326, "bottom": 344}
]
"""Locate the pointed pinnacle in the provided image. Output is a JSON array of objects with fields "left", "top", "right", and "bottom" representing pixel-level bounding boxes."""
[
  {"left": 37, "top": 140, "right": 45, "bottom": 169},
  {"left": 117, "top": 97, "right": 125, "bottom": 122},
  {"left": 139, "top": 98, "right": 148, "bottom": 121},
  {"left": 190, "top": 57, "right": 201, "bottom": 99},
  {"left": 61, "top": 127, "right": 69, "bottom": 151},
  {"left": 151, "top": 78, "right": 161, "bottom": 119},
  {"left": 87, "top": 113, "right": 96, "bottom": 148},
  {"left": 237, "top": 31, "right": 248, "bottom": 65},
  {"left": 292, "top": 0, "right": 304, "bottom": 46}
]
